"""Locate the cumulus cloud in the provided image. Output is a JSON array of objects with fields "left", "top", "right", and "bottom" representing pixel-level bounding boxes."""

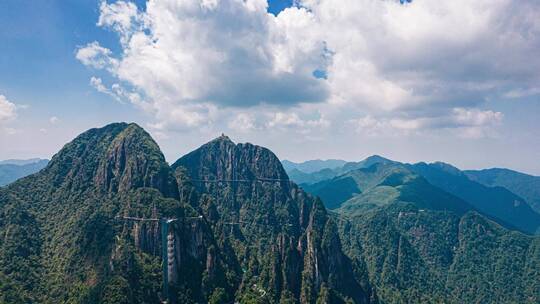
[
  {"left": 350, "top": 108, "right": 503, "bottom": 138},
  {"left": 49, "top": 116, "right": 59, "bottom": 124},
  {"left": 97, "top": 0, "right": 142, "bottom": 45},
  {"left": 0, "top": 95, "right": 17, "bottom": 123},
  {"left": 0, "top": 95, "right": 18, "bottom": 135},
  {"left": 78, "top": 0, "right": 329, "bottom": 128},
  {"left": 300, "top": 0, "right": 540, "bottom": 111},
  {"left": 266, "top": 111, "right": 330, "bottom": 136},
  {"left": 76, "top": 41, "right": 117, "bottom": 70},
  {"left": 77, "top": 0, "right": 539, "bottom": 137},
  {"left": 228, "top": 113, "right": 258, "bottom": 132}
]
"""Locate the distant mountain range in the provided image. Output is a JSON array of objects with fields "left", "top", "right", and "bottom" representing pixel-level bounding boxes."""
[
  {"left": 465, "top": 168, "right": 540, "bottom": 214},
  {"left": 284, "top": 156, "right": 396, "bottom": 185},
  {"left": 0, "top": 124, "right": 538, "bottom": 303},
  {"left": 282, "top": 159, "right": 347, "bottom": 173},
  {"left": 0, "top": 158, "right": 46, "bottom": 166},
  {"left": 0, "top": 158, "right": 48, "bottom": 186},
  {"left": 285, "top": 157, "right": 540, "bottom": 235}
]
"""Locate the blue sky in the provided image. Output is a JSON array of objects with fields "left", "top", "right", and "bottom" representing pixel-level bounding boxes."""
[{"left": 0, "top": 0, "right": 539, "bottom": 175}]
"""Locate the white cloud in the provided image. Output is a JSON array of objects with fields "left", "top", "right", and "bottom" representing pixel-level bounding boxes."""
[
  {"left": 504, "top": 87, "right": 540, "bottom": 99},
  {"left": 267, "top": 112, "right": 304, "bottom": 128},
  {"left": 49, "top": 116, "right": 59, "bottom": 124},
  {"left": 3, "top": 127, "right": 17, "bottom": 135},
  {"left": 78, "top": 0, "right": 538, "bottom": 136},
  {"left": 0, "top": 95, "right": 19, "bottom": 135},
  {"left": 90, "top": 76, "right": 151, "bottom": 112},
  {"left": 0, "top": 95, "right": 17, "bottom": 123},
  {"left": 97, "top": 0, "right": 141, "bottom": 45},
  {"left": 228, "top": 113, "right": 258, "bottom": 132},
  {"left": 78, "top": 0, "right": 328, "bottom": 128},
  {"left": 90, "top": 76, "right": 109, "bottom": 94},
  {"left": 452, "top": 108, "right": 503, "bottom": 127},
  {"left": 299, "top": 0, "right": 540, "bottom": 110},
  {"left": 76, "top": 41, "right": 117, "bottom": 70},
  {"left": 350, "top": 108, "right": 503, "bottom": 138},
  {"left": 348, "top": 115, "right": 388, "bottom": 137},
  {"left": 267, "top": 111, "right": 330, "bottom": 135}
]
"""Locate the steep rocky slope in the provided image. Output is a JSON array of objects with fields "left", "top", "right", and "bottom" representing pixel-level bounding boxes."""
[
  {"left": 337, "top": 204, "right": 540, "bottom": 303},
  {"left": 0, "top": 125, "right": 373, "bottom": 304},
  {"left": 0, "top": 123, "right": 232, "bottom": 303},
  {"left": 1, "top": 123, "right": 538, "bottom": 304},
  {"left": 172, "top": 135, "right": 373, "bottom": 303}
]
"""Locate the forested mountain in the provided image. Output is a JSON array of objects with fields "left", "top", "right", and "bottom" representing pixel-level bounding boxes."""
[
  {"left": 284, "top": 156, "right": 395, "bottom": 185},
  {"left": 0, "top": 123, "right": 538, "bottom": 304},
  {"left": 171, "top": 135, "right": 372, "bottom": 303},
  {"left": 0, "top": 124, "right": 371, "bottom": 304},
  {"left": 465, "top": 168, "right": 540, "bottom": 214},
  {"left": 407, "top": 162, "right": 540, "bottom": 235},
  {"left": 0, "top": 159, "right": 48, "bottom": 186},
  {"left": 287, "top": 168, "right": 338, "bottom": 186},
  {"left": 0, "top": 123, "right": 188, "bottom": 303},
  {"left": 296, "top": 157, "right": 540, "bottom": 235},
  {"left": 336, "top": 204, "right": 540, "bottom": 304},
  {"left": 304, "top": 163, "right": 473, "bottom": 216}
]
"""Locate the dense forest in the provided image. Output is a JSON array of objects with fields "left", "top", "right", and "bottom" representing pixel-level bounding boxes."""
[{"left": 1, "top": 123, "right": 539, "bottom": 303}]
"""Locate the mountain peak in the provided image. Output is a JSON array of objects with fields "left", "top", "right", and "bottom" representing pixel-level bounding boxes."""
[
  {"left": 42, "top": 122, "right": 177, "bottom": 196},
  {"left": 173, "top": 136, "right": 288, "bottom": 182},
  {"left": 212, "top": 133, "right": 233, "bottom": 143},
  {"left": 363, "top": 154, "right": 394, "bottom": 165},
  {"left": 430, "top": 161, "right": 463, "bottom": 176}
]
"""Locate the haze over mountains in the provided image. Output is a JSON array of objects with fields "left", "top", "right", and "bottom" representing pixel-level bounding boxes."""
[
  {"left": 0, "top": 123, "right": 539, "bottom": 303},
  {"left": 0, "top": 159, "right": 48, "bottom": 186},
  {"left": 285, "top": 157, "right": 540, "bottom": 235},
  {"left": 465, "top": 168, "right": 540, "bottom": 214}
]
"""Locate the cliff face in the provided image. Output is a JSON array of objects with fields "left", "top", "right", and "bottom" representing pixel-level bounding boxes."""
[
  {"left": 0, "top": 123, "right": 231, "bottom": 303},
  {"left": 172, "top": 135, "right": 371, "bottom": 303},
  {"left": 1, "top": 123, "right": 539, "bottom": 304},
  {"left": 93, "top": 124, "right": 178, "bottom": 198},
  {"left": 0, "top": 125, "right": 370, "bottom": 304}
]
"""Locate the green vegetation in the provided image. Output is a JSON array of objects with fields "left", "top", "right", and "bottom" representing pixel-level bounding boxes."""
[
  {"left": 303, "top": 163, "right": 472, "bottom": 215},
  {"left": 408, "top": 162, "right": 540, "bottom": 234},
  {"left": 336, "top": 204, "right": 540, "bottom": 303},
  {"left": 466, "top": 168, "right": 540, "bottom": 214},
  {"left": 299, "top": 157, "right": 540, "bottom": 235},
  {"left": 1, "top": 123, "right": 538, "bottom": 303},
  {"left": 172, "top": 135, "right": 370, "bottom": 303},
  {"left": 302, "top": 176, "right": 360, "bottom": 209},
  {"left": 0, "top": 159, "right": 48, "bottom": 186},
  {"left": 284, "top": 155, "right": 395, "bottom": 185}
]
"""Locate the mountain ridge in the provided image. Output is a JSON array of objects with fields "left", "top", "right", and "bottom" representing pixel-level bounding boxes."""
[
  {"left": 295, "top": 156, "right": 540, "bottom": 235},
  {"left": 1, "top": 123, "right": 539, "bottom": 303},
  {"left": 282, "top": 159, "right": 347, "bottom": 174},
  {"left": 171, "top": 135, "right": 372, "bottom": 303},
  {"left": 465, "top": 168, "right": 540, "bottom": 214},
  {"left": 0, "top": 159, "right": 49, "bottom": 186}
]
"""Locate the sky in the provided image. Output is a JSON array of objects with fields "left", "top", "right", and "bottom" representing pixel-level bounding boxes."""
[{"left": 0, "top": 0, "right": 539, "bottom": 175}]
